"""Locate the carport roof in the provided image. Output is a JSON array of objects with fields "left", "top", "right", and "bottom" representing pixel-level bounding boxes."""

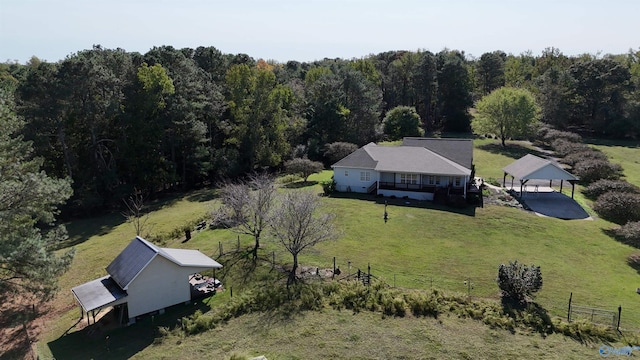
[
  {"left": 71, "top": 275, "right": 127, "bottom": 312},
  {"left": 502, "top": 154, "right": 579, "bottom": 181}
]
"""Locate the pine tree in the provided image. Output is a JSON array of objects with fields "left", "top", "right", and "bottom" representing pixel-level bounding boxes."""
[{"left": 0, "top": 89, "right": 74, "bottom": 301}]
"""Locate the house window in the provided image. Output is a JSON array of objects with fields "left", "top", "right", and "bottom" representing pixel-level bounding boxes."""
[
  {"left": 344, "top": 170, "right": 348, "bottom": 177},
  {"left": 454, "top": 177, "right": 462, "bottom": 187},
  {"left": 360, "top": 171, "right": 370, "bottom": 182},
  {"left": 400, "top": 173, "right": 418, "bottom": 184},
  {"left": 427, "top": 176, "right": 441, "bottom": 185}
]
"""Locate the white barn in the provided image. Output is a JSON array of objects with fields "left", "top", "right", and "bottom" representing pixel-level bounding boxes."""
[
  {"left": 72, "top": 236, "right": 222, "bottom": 325},
  {"left": 331, "top": 138, "right": 474, "bottom": 201}
]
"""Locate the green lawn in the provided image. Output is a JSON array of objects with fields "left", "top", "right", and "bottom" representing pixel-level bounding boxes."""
[
  {"left": 587, "top": 139, "right": 640, "bottom": 187},
  {"left": 36, "top": 139, "right": 640, "bottom": 359}
]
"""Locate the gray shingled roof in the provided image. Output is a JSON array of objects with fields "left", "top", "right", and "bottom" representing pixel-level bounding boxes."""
[
  {"left": 402, "top": 137, "right": 473, "bottom": 169},
  {"left": 331, "top": 143, "right": 377, "bottom": 169},
  {"left": 71, "top": 275, "right": 127, "bottom": 312},
  {"left": 502, "top": 154, "right": 579, "bottom": 181},
  {"left": 332, "top": 143, "right": 470, "bottom": 176}
]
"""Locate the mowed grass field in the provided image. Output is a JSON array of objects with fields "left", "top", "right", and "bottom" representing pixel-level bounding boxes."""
[
  {"left": 587, "top": 138, "right": 640, "bottom": 187},
  {"left": 37, "top": 138, "right": 640, "bottom": 359}
]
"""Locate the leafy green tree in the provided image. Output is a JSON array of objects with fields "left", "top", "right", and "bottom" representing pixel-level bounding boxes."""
[
  {"left": 225, "top": 64, "right": 293, "bottom": 174},
  {"left": 473, "top": 87, "right": 540, "bottom": 146},
  {"left": 504, "top": 52, "right": 535, "bottom": 89},
  {"left": 0, "top": 89, "right": 74, "bottom": 301},
  {"left": 382, "top": 106, "right": 424, "bottom": 140},
  {"left": 284, "top": 157, "right": 324, "bottom": 182}
]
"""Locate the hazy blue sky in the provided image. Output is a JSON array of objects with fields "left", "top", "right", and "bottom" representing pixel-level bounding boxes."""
[{"left": 1, "top": 0, "right": 638, "bottom": 63}]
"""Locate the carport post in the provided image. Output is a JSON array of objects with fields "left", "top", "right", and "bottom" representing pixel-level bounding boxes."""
[
  {"left": 502, "top": 172, "right": 507, "bottom": 187},
  {"left": 571, "top": 182, "right": 575, "bottom": 199},
  {"left": 560, "top": 179, "right": 564, "bottom": 193}
]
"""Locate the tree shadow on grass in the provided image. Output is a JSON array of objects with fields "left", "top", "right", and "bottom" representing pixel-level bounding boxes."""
[
  {"left": 328, "top": 192, "right": 477, "bottom": 217},
  {"left": 283, "top": 180, "right": 318, "bottom": 189},
  {"left": 48, "top": 300, "right": 211, "bottom": 360},
  {"left": 500, "top": 299, "right": 553, "bottom": 336},
  {"left": 57, "top": 212, "right": 126, "bottom": 250},
  {"left": 477, "top": 143, "right": 548, "bottom": 160},
  {"left": 584, "top": 138, "right": 640, "bottom": 149}
]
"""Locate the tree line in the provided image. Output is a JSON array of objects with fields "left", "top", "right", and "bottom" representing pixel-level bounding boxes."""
[{"left": 1, "top": 45, "right": 640, "bottom": 214}]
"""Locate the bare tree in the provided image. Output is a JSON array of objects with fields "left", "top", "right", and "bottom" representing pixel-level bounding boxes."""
[
  {"left": 122, "top": 188, "right": 150, "bottom": 236},
  {"left": 269, "top": 190, "right": 338, "bottom": 285},
  {"left": 213, "top": 173, "right": 276, "bottom": 260}
]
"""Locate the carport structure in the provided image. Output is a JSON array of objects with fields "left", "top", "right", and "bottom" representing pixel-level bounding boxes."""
[{"left": 502, "top": 154, "right": 579, "bottom": 198}]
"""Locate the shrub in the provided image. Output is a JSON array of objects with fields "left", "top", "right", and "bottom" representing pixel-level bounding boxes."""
[
  {"left": 407, "top": 292, "right": 440, "bottom": 318},
  {"left": 561, "top": 149, "right": 608, "bottom": 167},
  {"left": 583, "top": 179, "right": 639, "bottom": 199},
  {"left": 324, "top": 142, "right": 358, "bottom": 165},
  {"left": 486, "top": 177, "right": 501, "bottom": 187},
  {"left": 550, "top": 139, "right": 589, "bottom": 157},
  {"left": 628, "top": 252, "right": 640, "bottom": 270},
  {"left": 321, "top": 178, "right": 336, "bottom": 195},
  {"left": 573, "top": 159, "right": 623, "bottom": 184},
  {"left": 284, "top": 158, "right": 324, "bottom": 182},
  {"left": 594, "top": 192, "right": 640, "bottom": 225},
  {"left": 543, "top": 129, "right": 582, "bottom": 143},
  {"left": 496, "top": 261, "right": 543, "bottom": 304},
  {"left": 613, "top": 222, "right": 640, "bottom": 247}
]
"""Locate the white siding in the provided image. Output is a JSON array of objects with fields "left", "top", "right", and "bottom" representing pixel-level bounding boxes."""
[
  {"left": 333, "top": 167, "right": 378, "bottom": 193},
  {"left": 126, "top": 256, "right": 209, "bottom": 319}
]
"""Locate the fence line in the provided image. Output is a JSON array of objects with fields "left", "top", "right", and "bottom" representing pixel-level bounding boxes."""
[{"left": 211, "top": 244, "right": 638, "bottom": 332}]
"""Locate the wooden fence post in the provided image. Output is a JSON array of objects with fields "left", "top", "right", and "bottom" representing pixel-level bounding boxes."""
[
  {"left": 617, "top": 305, "right": 622, "bottom": 330},
  {"left": 567, "top": 292, "right": 572, "bottom": 322},
  {"left": 219, "top": 241, "right": 223, "bottom": 257},
  {"left": 333, "top": 257, "right": 336, "bottom": 279}
]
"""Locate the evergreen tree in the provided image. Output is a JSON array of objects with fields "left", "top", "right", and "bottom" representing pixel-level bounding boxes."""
[{"left": 0, "top": 89, "right": 74, "bottom": 301}]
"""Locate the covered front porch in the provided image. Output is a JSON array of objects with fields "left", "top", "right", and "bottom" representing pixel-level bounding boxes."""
[{"left": 374, "top": 172, "right": 468, "bottom": 200}]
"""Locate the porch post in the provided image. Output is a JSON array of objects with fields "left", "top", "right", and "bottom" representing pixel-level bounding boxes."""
[
  {"left": 503, "top": 172, "right": 507, "bottom": 187},
  {"left": 464, "top": 176, "right": 467, "bottom": 197},
  {"left": 571, "top": 182, "right": 575, "bottom": 199}
]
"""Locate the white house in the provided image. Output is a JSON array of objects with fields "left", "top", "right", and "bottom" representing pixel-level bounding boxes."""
[
  {"left": 71, "top": 236, "right": 222, "bottom": 325},
  {"left": 331, "top": 138, "right": 474, "bottom": 201}
]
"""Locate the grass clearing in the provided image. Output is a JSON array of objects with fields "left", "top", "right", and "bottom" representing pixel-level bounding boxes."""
[
  {"left": 138, "top": 309, "right": 598, "bottom": 360},
  {"left": 34, "top": 139, "right": 640, "bottom": 359},
  {"left": 587, "top": 139, "right": 640, "bottom": 187}
]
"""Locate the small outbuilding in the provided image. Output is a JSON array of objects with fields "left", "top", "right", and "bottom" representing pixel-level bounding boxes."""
[
  {"left": 502, "top": 154, "right": 580, "bottom": 198},
  {"left": 72, "top": 236, "right": 222, "bottom": 325}
]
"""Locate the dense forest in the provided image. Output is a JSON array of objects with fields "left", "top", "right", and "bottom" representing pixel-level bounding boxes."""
[{"left": 1, "top": 45, "right": 639, "bottom": 215}]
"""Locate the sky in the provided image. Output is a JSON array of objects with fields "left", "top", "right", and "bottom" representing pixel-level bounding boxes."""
[{"left": 1, "top": 0, "right": 639, "bottom": 64}]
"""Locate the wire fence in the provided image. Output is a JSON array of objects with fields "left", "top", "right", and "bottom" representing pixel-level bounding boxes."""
[{"left": 211, "top": 238, "right": 640, "bottom": 333}]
